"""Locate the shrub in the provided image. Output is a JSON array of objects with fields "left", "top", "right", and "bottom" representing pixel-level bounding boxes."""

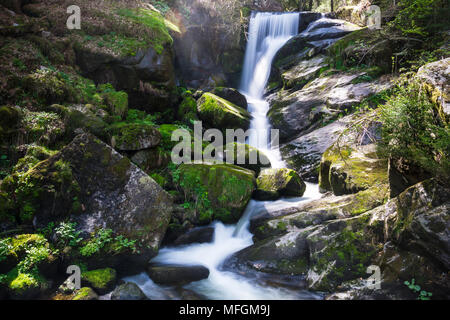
[{"left": 378, "top": 76, "right": 450, "bottom": 181}]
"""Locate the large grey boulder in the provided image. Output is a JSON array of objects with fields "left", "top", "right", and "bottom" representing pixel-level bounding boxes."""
[
  {"left": 417, "top": 57, "right": 450, "bottom": 119},
  {"left": 19, "top": 133, "right": 173, "bottom": 259},
  {"left": 267, "top": 72, "right": 391, "bottom": 141}
]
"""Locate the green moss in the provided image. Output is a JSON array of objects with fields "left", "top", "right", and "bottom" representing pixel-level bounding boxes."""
[
  {"left": 116, "top": 8, "right": 173, "bottom": 54},
  {"left": 7, "top": 269, "right": 40, "bottom": 294},
  {"left": 178, "top": 95, "right": 198, "bottom": 124},
  {"left": 72, "top": 287, "right": 97, "bottom": 300},
  {"left": 98, "top": 83, "right": 128, "bottom": 118},
  {"left": 178, "top": 163, "right": 255, "bottom": 223},
  {"left": 1, "top": 156, "right": 81, "bottom": 224},
  {"left": 197, "top": 93, "right": 251, "bottom": 130},
  {"left": 81, "top": 268, "right": 116, "bottom": 291}
]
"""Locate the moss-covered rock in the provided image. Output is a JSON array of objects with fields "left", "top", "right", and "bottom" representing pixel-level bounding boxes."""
[
  {"left": 177, "top": 93, "right": 198, "bottom": 125},
  {"left": 81, "top": 268, "right": 117, "bottom": 295},
  {"left": 1, "top": 157, "right": 81, "bottom": 225},
  {"left": 197, "top": 93, "right": 251, "bottom": 131},
  {"left": 254, "top": 168, "right": 306, "bottom": 200},
  {"left": 416, "top": 57, "right": 450, "bottom": 122},
  {"left": 5, "top": 268, "right": 46, "bottom": 300},
  {"left": 306, "top": 213, "right": 383, "bottom": 291},
  {"left": 98, "top": 83, "right": 129, "bottom": 118},
  {"left": 72, "top": 287, "right": 98, "bottom": 301},
  {"left": 212, "top": 87, "right": 248, "bottom": 110},
  {"left": 319, "top": 142, "right": 389, "bottom": 197},
  {"left": 108, "top": 122, "right": 161, "bottom": 151},
  {"left": 177, "top": 162, "right": 256, "bottom": 224}
]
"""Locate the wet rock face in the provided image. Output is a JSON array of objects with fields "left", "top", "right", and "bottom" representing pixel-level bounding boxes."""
[
  {"left": 28, "top": 133, "right": 173, "bottom": 254},
  {"left": 147, "top": 264, "right": 210, "bottom": 285}
]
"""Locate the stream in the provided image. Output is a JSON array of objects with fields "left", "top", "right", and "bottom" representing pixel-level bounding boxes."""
[{"left": 125, "top": 12, "right": 324, "bottom": 300}]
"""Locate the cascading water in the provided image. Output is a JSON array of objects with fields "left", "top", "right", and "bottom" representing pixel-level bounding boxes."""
[{"left": 125, "top": 12, "right": 323, "bottom": 300}]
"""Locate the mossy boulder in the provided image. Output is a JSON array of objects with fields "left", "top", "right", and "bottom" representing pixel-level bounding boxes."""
[
  {"left": 131, "top": 148, "right": 170, "bottom": 172},
  {"left": 177, "top": 162, "right": 256, "bottom": 224},
  {"left": 72, "top": 287, "right": 99, "bottom": 300},
  {"left": 254, "top": 168, "right": 306, "bottom": 200},
  {"left": 197, "top": 93, "right": 251, "bottom": 131},
  {"left": 4, "top": 268, "right": 48, "bottom": 300},
  {"left": 109, "top": 122, "right": 161, "bottom": 151},
  {"left": 222, "top": 143, "right": 271, "bottom": 174},
  {"left": 0, "top": 233, "right": 58, "bottom": 299},
  {"left": 319, "top": 142, "right": 389, "bottom": 196},
  {"left": 81, "top": 268, "right": 117, "bottom": 295},
  {"left": 306, "top": 213, "right": 383, "bottom": 291},
  {"left": 388, "top": 179, "right": 450, "bottom": 270},
  {"left": 1, "top": 156, "right": 81, "bottom": 225},
  {"left": 416, "top": 57, "right": 450, "bottom": 121},
  {"left": 2, "top": 133, "right": 173, "bottom": 271},
  {"left": 212, "top": 87, "right": 248, "bottom": 110}
]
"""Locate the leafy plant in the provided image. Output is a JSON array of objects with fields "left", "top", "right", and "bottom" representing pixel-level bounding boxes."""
[
  {"left": 378, "top": 75, "right": 450, "bottom": 181},
  {"left": 54, "top": 222, "right": 83, "bottom": 248},
  {"left": 0, "top": 238, "right": 12, "bottom": 263},
  {"left": 404, "top": 279, "right": 433, "bottom": 300}
]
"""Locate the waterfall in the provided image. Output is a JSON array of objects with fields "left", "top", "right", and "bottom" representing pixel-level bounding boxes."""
[
  {"left": 240, "top": 12, "right": 299, "bottom": 98},
  {"left": 125, "top": 12, "right": 322, "bottom": 301},
  {"left": 241, "top": 12, "right": 299, "bottom": 167}
]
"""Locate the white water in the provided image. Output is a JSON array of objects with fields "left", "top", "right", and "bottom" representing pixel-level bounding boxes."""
[{"left": 126, "top": 12, "right": 323, "bottom": 300}]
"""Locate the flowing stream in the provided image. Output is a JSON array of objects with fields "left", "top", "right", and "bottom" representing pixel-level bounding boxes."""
[{"left": 125, "top": 12, "right": 323, "bottom": 300}]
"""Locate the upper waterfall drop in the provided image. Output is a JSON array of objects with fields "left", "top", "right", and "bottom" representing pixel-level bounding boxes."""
[{"left": 240, "top": 12, "right": 299, "bottom": 98}]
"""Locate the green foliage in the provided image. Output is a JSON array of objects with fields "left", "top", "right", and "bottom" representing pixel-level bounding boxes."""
[
  {"left": 54, "top": 222, "right": 83, "bottom": 248},
  {"left": 79, "top": 228, "right": 138, "bottom": 257},
  {"left": 97, "top": 83, "right": 128, "bottom": 118},
  {"left": 389, "top": 0, "right": 449, "bottom": 37},
  {"left": 404, "top": 279, "right": 433, "bottom": 300},
  {"left": 17, "top": 245, "right": 50, "bottom": 273},
  {"left": 0, "top": 238, "right": 13, "bottom": 263},
  {"left": 378, "top": 76, "right": 450, "bottom": 180},
  {"left": 79, "top": 229, "right": 113, "bottom": 257}
]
